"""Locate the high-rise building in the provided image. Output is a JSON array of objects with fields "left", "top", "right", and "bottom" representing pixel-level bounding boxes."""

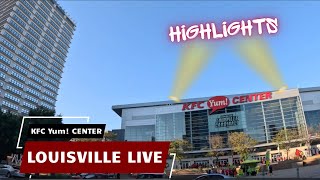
[{"left": 0, "top": 0, "right": 75, "bottom": 114}]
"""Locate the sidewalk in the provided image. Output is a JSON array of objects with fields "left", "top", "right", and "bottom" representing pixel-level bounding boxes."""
[{"left": 253, "top": 164, "right": 320, "bottom": 178}]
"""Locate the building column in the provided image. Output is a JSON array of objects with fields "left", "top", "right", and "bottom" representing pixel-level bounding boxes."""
[
  {"left": 261, "top": 102, "right": 269, "bottom": 143},
  {"left": 279, "top": 99, "right": 288, "bottom": 140}
]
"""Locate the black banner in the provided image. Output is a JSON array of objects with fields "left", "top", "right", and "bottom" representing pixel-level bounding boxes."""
[
  {"left": 27, "top": 124, "right": 106, "bottom": 139},
  {"left": 215, "top": 114, "right": 239, "bottom": 128}
]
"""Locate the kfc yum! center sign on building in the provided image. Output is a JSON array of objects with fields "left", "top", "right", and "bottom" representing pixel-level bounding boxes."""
[{"left": 182, "top": 92, "right": 273, "bottom": 114}]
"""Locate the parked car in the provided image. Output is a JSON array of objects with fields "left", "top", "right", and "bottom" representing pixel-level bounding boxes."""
[
  {"left": 194, "top": 173, "right": 233, "bottom": 180},
  {"left": 136, "top": 173, "right": 167, "bottom": 179},
  {"left": 83, "top": 173, "right": 114, "bottom": 179},
  {"left": 71, "top": 173, "right": 90, "bottom": 179},
  {"left": 0, "top": 165, "right": 25, "bottom": 178}
]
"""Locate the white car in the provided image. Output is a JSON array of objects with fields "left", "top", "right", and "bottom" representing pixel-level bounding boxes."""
[
  {"left": 194, "top": 173, "right": 234, "bottom": 179},
  {"left": 0, "top": 165, "right": 25, "bottom": 178}
]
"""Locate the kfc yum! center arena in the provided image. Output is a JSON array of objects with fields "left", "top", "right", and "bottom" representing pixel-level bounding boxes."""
[{"left": 112, "top": 87, "right": 320, "bottom": 168}]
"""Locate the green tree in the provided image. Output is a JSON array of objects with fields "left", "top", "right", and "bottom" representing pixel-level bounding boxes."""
[
  {"left": 103, "top": 131, "right": 117, "bottom": 141},
  {"left": 207, "top": 135, "right": 224, "bottom": 164},
  {"left": 0, "top": 109, "right": 22, "bottom": 160},
  {"left": 272, "top": 129, "right": 299, "bottom": 160},
  {"left": 169, "top": 139, "right": 191, "bottom": 168},
  {"left": 72, "top": 131, "right": 116, "bottom": 142},
  {"left": 308, "top": 123, "right": 320, "bottom": 137},
  {"left": 0, "top": 107, "right": 65, "bottom": 160},
  {"left": 228, "top": 132, "right": 257, "bottom": 161},
  {"left": 20, "top": 106, "right": 64, "bottom": 145}
]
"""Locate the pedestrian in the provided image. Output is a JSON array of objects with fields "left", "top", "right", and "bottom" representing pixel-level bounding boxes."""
[
  {"left": 269, "top": 165, "right": 273, "bottom": 176},
  {"left": 116, "top": 173, "right": 120, "bottom": 179}
]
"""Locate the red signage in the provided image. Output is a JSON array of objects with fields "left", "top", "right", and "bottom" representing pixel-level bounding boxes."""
[
  {"left": 232, "top": 92, "right": 272, "bottom": 104},
  {"left": 182, "top": 101, "right": 205, "bottom": 111},
  {"left": 207, "top": 96, "right": 229, "bottom": 114},
  {"left": 20, "top": 141, "right": 170, "bottom": 174},
  {"left": 181, "top": 92, "right": 272, "bottom": 112}
]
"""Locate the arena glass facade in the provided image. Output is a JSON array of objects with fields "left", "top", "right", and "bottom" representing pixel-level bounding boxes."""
[{"left": 112, "top": 87, "right": 320, "bottom": 167}]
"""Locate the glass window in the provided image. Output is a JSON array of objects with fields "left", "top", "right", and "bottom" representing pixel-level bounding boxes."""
[
  {"left": 12, "top": 14, "right": 26, "bottom": 27},
  {"left": 0, "top": 45, "right": 14, "bottom": 58},
  {"left": 37, "top": 6, "right": 48, "bottom": 19},
  {"left": 49, "top": 71, "right": 60, "bottom": 81},
  {"left": 1, "top": 39, "right": 16, "bottom": 51},
  {"left": 0, "top": 64, "right": 9, "bottom": 72},
  {"left": 26, "top": 87, "right": 41, "bottom": 97},
  {"left": 9, "top": 78, "right": 24, "bottom": 89},
  {"left": 2, "top": 101, "right": 19, "bottom": 111},
  {"left": 53, "top": 11, "right": 63, "bottom": 22},
  {"left": 25, "top": 94, "right": 38, "bottom": 103},
  {"left": 0, "top": 55, "right": 11, "bottom": 65},
  {"left": 18, "top": 51, "right": 33, "bottom": 62},
  {"left": 47, "top": 77, "right": 59, "bottom": 86},
  {"left": 44, "top": 89, "right": 55, "bottom": 97},
  {"left": 35, "top": 12, "right": 46, "bottom": 24},
  {"left": 20, "top": 0, "right": 34, "bottom": 12},
  {"left": 18, "top": 2, "right": 32, "bottom": 16},
  {"left": 7, "top": 85, "right": 23, "bottom": 96},
  {"left": 125, "top": 125, "right": 155, "bottom": 141},
  {"left": 23, "top": 101, "right": 37, "bottom": 109},
  {"left": 3, "top": 31, "right": 19, "bottom": 45},
  {"left": 9, "top": 20, "right": 24, "bottom": 33},
  {"left": 45, "top": 83, "right": 58, "bottom": 93},
  {"left": 23, "top": 39, "right": 37, "bottom": 51},
  {"left": 40, "top": 45, "right": 52, "bottom": 56},
  {"left": 14, "top": 64, "right": 28, "bottom": 75},
  {"left": 63, "top": 26, "right": 73, "bottom": 37},
  {"left": 53, "top": 55, "right": 64, "bottom": 65},
  {"left": 42, "top": 0, "right": 53, "bottom": 11},
  {"left": 155, "top": 113, "right": 185, "bottom": 141},
  {"left": 28, "top": 81, "right": 42, "bottom": 91},
  {"left": 4, "top": 93, "right": 20, "bottom": 103},
  {"left": 33, "top": 17, "right": 44, "bottom": 29},
  {"left": 305, "top": 110, "right": 320, "bottom": 127},
  {"left": 36, "top": 56, "right": 49, "bottom": 66},
  {"left": 42, "top": 40, "right": 53, "bottom": 50},
  {"left": 6, "top": 26, "right": 21, "bottom": 39},
  {"left": 48, "top": 25, "right": 58, "bottom": 36},
  {"left": 190, "top": 110, "right": 209, "bottom": 150},
  {"left": 26, "top": 33, "right": 39, "bottom": 45},
  {"left": 263, "top": 100, "right": 284, "bottom": 141},
  {"left": 38, "top": 50, "right": 50, "bottom": 61},
  {"left": 21, "top": 45, "right": 34, "bottom": 56},
  {"left": 0, "top": 72, "right": 6, "bottom": 79},
  {"left": 44, "top": 33, "right": 55, "bottom": 45},
  {"left": 30, "top": 75, "right": 43, "bottom": 84},
  {"left": 51, "top": 21, "right": 60, "bottom": 32},
  {"left": 11, "top": 71, "right": 26, "bottom": 82},
  {"left": 16, "top": 9, "right": 29, "bottom": 22},
  {"left": 39, "top": 3, "right": 50, "bottom": 16},
  {"left": 30, "top": 22, "right": 42, "bottom": 34},
  {"left": 244, "top": 103, "right": 267, "bottom": 143},
  {"left": 29, "top": 28, "right": 41, "bottom": 39}
]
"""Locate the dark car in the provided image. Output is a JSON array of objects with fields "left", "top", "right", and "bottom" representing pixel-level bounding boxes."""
[
  {"left": 194, "top": 174, "right": 233, "bottom": 180},
  {"left": 136, "top": 173, "right": 167, "bottom": 179},
  {"left": 84, "top": 173, "right": 115, "bottom": 179}
]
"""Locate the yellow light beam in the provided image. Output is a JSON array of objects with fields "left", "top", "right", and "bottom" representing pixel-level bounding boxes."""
[
  {"left": 236, "top": 37, "right": 286, "bottom": 90},
  {"left": 169, "top": 42, "right": 213, "bottom": 102}
]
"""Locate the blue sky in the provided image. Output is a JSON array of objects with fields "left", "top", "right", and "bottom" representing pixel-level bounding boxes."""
[{"left": 56, "top": 1, "right": 320, "bottom": 129}]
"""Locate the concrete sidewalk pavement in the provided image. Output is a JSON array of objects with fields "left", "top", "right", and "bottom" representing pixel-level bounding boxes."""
[{"left": 253, "top": 164, "right": 320, "bottom": 178}]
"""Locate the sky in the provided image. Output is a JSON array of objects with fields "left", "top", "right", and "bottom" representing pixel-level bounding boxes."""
[{"left": 56, "top": 1, "right": 320, "bottom": 129}]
